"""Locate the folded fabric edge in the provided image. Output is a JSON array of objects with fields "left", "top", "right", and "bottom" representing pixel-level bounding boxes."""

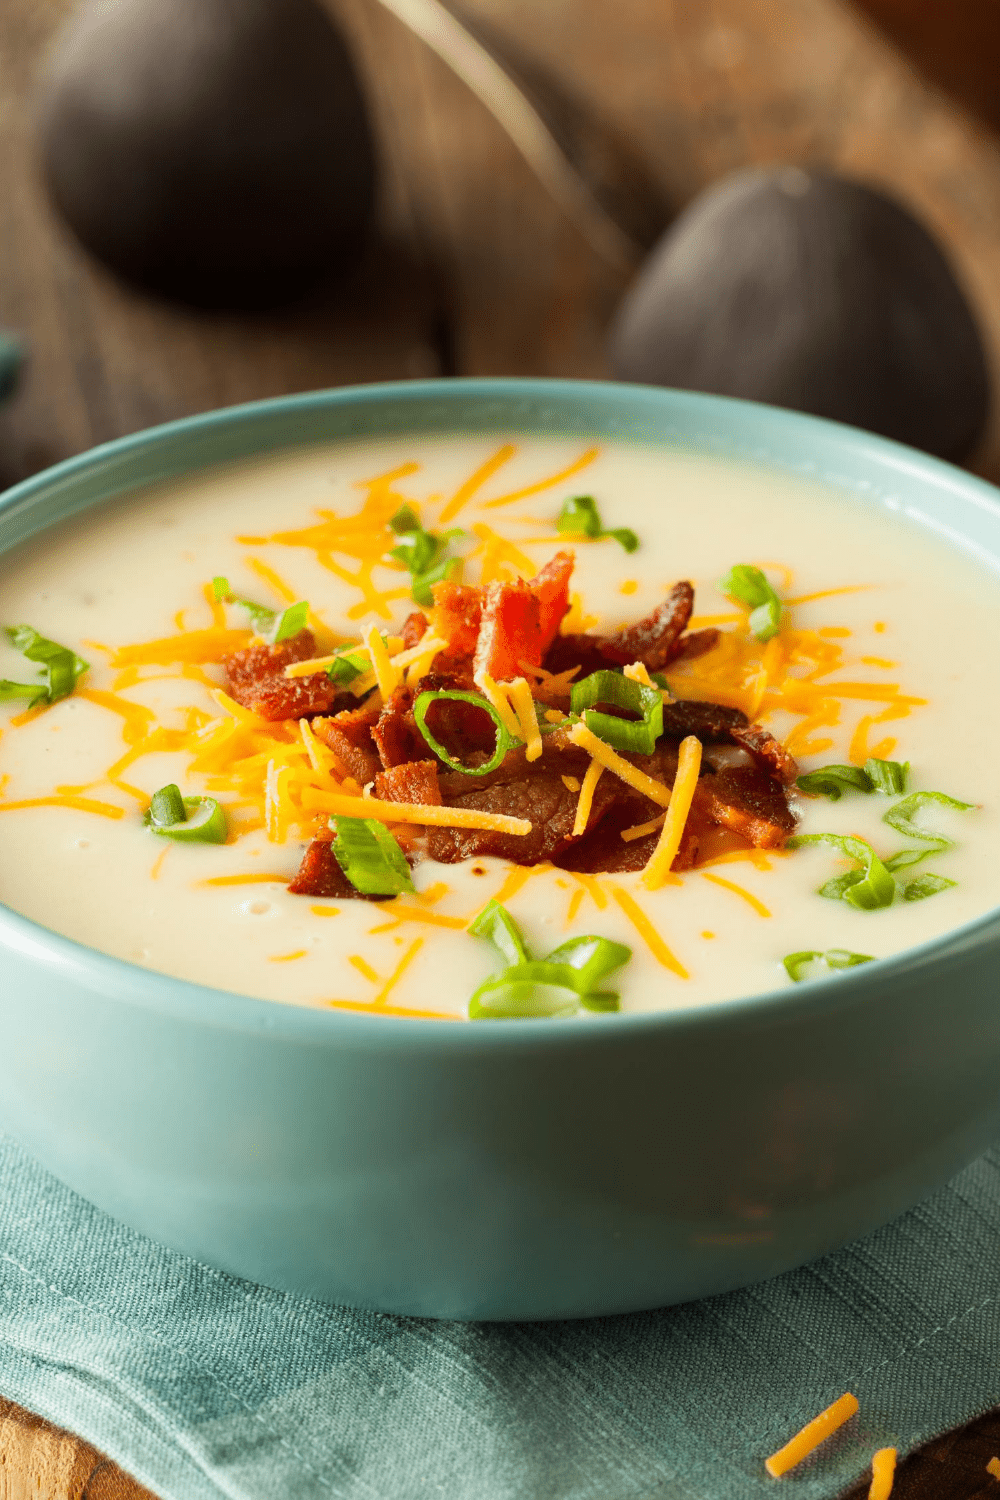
[{"left": 0, "top": 1346, "right": 224, "bottom": 1500}]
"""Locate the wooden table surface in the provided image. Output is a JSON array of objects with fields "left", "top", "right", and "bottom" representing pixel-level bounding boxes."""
[{"left": 4, "top": 0, "right": 1000, "bottom": 1495}]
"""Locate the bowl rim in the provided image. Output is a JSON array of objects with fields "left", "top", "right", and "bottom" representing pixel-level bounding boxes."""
[{"left": 3, "top": 373, "right": 1000, "bottom": 1048}]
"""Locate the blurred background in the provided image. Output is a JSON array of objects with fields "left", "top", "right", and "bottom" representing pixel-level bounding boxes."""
[{"left": 4, "top": 0, "right": 1000, "bottom": 489}]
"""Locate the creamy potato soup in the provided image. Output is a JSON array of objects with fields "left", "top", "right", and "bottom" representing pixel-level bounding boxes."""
[{"left": 0, "top": 436, "right": 996, "bottom": 1019}]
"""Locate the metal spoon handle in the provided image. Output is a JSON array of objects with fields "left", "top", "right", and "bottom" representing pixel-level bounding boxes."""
[{"left": 359, "top": 0, "right": 650, "bottom": 269}]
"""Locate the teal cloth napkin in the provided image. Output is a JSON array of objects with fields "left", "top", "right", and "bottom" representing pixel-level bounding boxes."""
[{"left": 3, "top": 1131, "right": 1000, "bottom": 1500}]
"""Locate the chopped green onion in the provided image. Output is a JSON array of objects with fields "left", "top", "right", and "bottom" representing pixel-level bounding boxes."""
[
  {"left": 717, "top": 564, "right": 782, "bottom": 641},
  {"left": 212, "top": 578, "right": 308, "bottom": 643},
  {"left": 149, "top": 783, "right": 187, "bottom": 827},
  {"left": 902, "top": 872, "right": 956, "bottom": 901},
  {"left": 883, "top": 790, "right": 974, "bottom": 848},
  {"left": 0, "top": 680, "right": 48, "bottom": 706},
  {"left": 783, "top": 949, "right": 875, "bottom": 982},
  {"left": 389, "top": 503, "right": 421, "bottom": 535},
  {"left": 883, "top": 847, "right": 933, "bottom": 874},
  {"left": 544, "top": 933, "right": 633, "bottom": 995},
  {"left": 146, "top": 788, "right": 227, "bottom": 843},
  {"left": 864, "top": 757, "right": 909, "bottom": 795},
  {"left": 468, "top": 898, "right": 532, "bottom": 966},
  {"left": 409, "top": 555, "right": 462, "bottom": 608},
  {"left": 467, "top": 901, "right": 632, "bottom": 1020},
  {"left": 331, "top": 816, "right": 414, "bottom": 896},
  {"left": 271, "top": 600, "right": 310, "bottom": 643},
  {"left": 796, "top": 764, "right": 873, "bottom": 800},
  {"left": 413, "top": 688, "right": 521, "bottom": 775},
  {"left": 3, "top": 624, "right": 89, "bottom": 706},
  {"left": 327, "top": 647, "right": 369, "bottom": 690},
  {"left": 788, "top": 832, "right": 896, "bottom": 910},
  {"left": 387, "top": 509, "right": 464, "bottom": 606},
  {"left": 556, "top": 495, "right": 639, "bottom": 553},
  {"left": 817, "top": 871, "right": 865, "bottom": 901},
  {"left": 570, "top": 669, "right": 663, "bottom": 755}
]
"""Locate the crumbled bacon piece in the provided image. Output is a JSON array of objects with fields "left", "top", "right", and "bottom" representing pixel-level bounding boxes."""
[
  {"left": 430, "top": 582, "right": 482, "bottom": 659},
  {"left": 542, "top": 631, "right": 629, "bottom": 679},
  {"left": 693, "top": 765, "right": 798, "bottom": 848},
  {"left": 659, "top": 700, "right": 749, "bottom": 741},
  {"left": 288, "top": 834, "right": 391, "bottom": 901},
  {"left": 372, "top": 686, "right": 425, "bottom": 769},
  {"left": 609, "top": 581, "right": 694, "bottom": 670},
  {"left": 401, "top": 611, "right": 429, "bottom": 648},
  {"left": 224, "top": 629, "right": 340, "bottom": 721},
  {"left": 672, "top": 628, "right": 720, "bottom": 661},
  {"left": 473, "top": 579, "right": 543, "bottom": 682},
  {"left": 528, "top": 551, "right": 574, "bottom": 653},
  {"left": 374, "top": 759, "right": 442, "bottom": 805},
  {"left": 730, "top": 724, "right": 799, "bottom": 786},
  {"left": 312, "top": 702, "right": 382, "bottom": 786}
]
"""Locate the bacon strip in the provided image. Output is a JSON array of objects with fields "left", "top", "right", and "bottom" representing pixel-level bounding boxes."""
[{"left": 224, "top": 630, "right": 340, "bottom": 721}]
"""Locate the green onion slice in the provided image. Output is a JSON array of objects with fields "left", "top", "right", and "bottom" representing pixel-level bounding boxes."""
[
  {"left": 469, "top": 938, "right": 631, "bottom": 1019},
  {"left": 327, "top": 647, "right": 369, "bottom": 690},
  {"left": 4, "top": 624, "right": 88, "bottom": 706},
  {"left": 409, "top": 555, "right": 461, "bottom": 608},
  {"left": 556, "top": 495, "right": 639, "bottom": 553},
  {"left": 0, "top": 680, "right": 48, "bottom": 706},
  {"left": 331, "top": 816, "right": 414, "bottom": 896},
  {"left": 467, "top": 901, "right": 632, "bottom": 1019},
  {"left": 796, "top": 764, "right": 873, "bottom": 800},
  {"left": 783, "top": 949, "right": 875, "bottom": 982},
  {"left": 413, "top": 689, "right": 521, "bottom": 775},
  {"left": 883, "top": 847, "right": 933, "bottom": 874},
  {"left": 717, "top": 564, "right": 782, "bottom": 642},
  {"left": 146, "top": 787, "right": 227, "bottom": 843},
  {"left": 149, "top": 782, "right": 187, "bottom": 827},
  {"left": 387, "top": 509, "right": 464, "bottom": 606},
  {"left": 468, "top": 898, "right": 532, "bottom": 965},
  {"left": 570, "top": 669, "right": 663, "bottom": 755},
  {"left": 212, "top": 578, "right": 308, "bottom": 643},
  {"left": 883, "top": 790, "right": 974, "bottom": 848},
  {"left": 271, "top": 600, "right": 310, "bottom": 642},
  {"left": 902, "top": 872, "right": 957, "bottom": 901},
  {"left": 864, "top": 757, "right": 909, "bottom": 795},
  {"left": 788, "top": 832, "right": 896, "bottom": 910},
  {"left": 389, "top": 503, "right": 421, "bottom": 535}
]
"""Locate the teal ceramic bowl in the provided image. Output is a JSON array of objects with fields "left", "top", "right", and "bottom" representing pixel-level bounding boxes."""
[{"left": 2, "top": 379, "right": 1000, "bottom": 1321}]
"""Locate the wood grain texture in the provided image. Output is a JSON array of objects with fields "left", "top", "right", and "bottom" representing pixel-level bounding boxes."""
[{"left": 5, "top": 0, "right": 1000, "bottom": 1496}]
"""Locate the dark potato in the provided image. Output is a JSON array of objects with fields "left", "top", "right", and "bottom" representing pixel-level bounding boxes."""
[
  {"left": 609, "top": 167, "right": 990, "bottom": 464},
  {"left": 35, "top": 0, "right": 378, "bottom": 309}
]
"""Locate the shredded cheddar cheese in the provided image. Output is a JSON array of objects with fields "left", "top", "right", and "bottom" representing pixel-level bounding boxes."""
[
  {"left": 700, "top": 871, "right": 771, "bottom": 918},
  {"left": 365, "top": 624, "right": 401, "bottom": 700},
  {"left": 569, "top": 722, "right": 672, "bottom": 807},
  {"left": 868, "top": 1448, "right": 896, "bottom": 1500},
  {"left": 437, "top": 442, "right": 518, "bottom": 524},
  {"left": 111, "top": 628, "right": 250, "bottom": 667},
  {"left": 475, "top": 673, "right": 524, "bottom": 741},
  {"left": 479, "top": 445, "right": 600, "bottom": 510},
  {"left": 642, "top": 735, "right": 702, "bottom": 890},
  {"left": 572, "top": 758, "right": 605, "bottom": 837},
  {"left": 299, "top": 788, "right": 531, "bottom": 836},
  {"left": 764, "top": 1392, "right": 859, "bottom": 1478},
  {"left": 620, "top": 813, "right": 665, "bottom": 842},
  {"left": 508, "top": 677, "right": 542, "bottom": 762},
  {"left": 987, "top": 1456, "right": 1000, "bottom": 1480},
  {"left": 610, "top": 886, "right": 688, "bottom": 977},
  {"left": 0, "top": 794, "right": 125, "bottom": 818}
]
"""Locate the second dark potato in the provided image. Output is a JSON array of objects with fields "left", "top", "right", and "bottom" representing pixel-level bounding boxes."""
[{"left": 609, "top": 167, "right": 990, "bottom": 464}]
